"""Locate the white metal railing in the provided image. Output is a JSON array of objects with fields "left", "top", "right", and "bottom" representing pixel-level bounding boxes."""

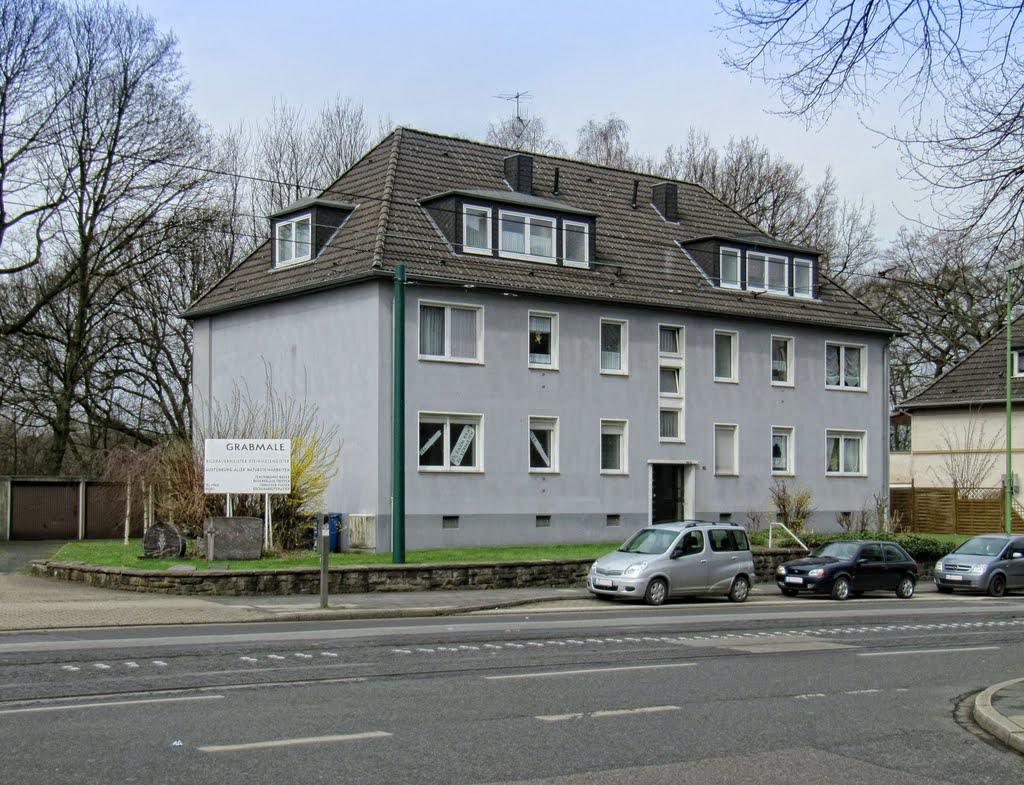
[{"left": 767, "top": 521, "right": 809, "bottom": 551}]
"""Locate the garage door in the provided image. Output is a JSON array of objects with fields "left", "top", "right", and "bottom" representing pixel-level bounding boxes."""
[{"left": 10, "top": 482, "right": 79, "bottom": 540}]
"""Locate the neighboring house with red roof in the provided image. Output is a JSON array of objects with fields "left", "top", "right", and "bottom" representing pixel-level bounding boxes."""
[
  {"left": 893, "top": 315, "right": 1024, "bottom": 500},
  {"left": 184, "top": 128, "right": 895, "bottom": 550}
]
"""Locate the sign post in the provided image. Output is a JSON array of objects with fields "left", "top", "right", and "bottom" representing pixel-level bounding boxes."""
[{"left": 320, "top": 520, "right": 330, "bottom": 608}]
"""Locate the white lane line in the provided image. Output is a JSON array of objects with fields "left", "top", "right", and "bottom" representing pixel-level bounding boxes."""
[
  {"left": 0, "top": 694, "right": 224, "bottom": 716},
  {"left": 537, "top": 705, "right": 679, "bottom": 722},
  {"left": 198, "top": 731, "right": 392, "bottom": 753},
  {"left": 858, "top": 646, "right": 1000, "bottom": 657},
  {"left": 485, "top": 663, "right": 695, "bottom": 681}
]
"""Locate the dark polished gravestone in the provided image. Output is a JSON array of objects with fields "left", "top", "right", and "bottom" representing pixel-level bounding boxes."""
[
  {"left": 203, "top": 516, "right": 264, "bottom": 560},
  {"left": 141, "top": 522, "right": 187, "bottom": 558}
]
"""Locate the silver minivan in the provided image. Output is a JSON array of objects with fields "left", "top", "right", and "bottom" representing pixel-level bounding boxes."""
[
  {"left": 934, "top": 534, "right": 1024, "bottom": 596},
  {"left": 588, "top": 521, "right": 755, "bottom": 605}
]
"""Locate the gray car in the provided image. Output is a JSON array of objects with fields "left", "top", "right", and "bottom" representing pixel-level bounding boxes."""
[
  {"left": 588, "top": 521, "right": 754, "bottom": 605},
  {"left": 934, "top": 534, "right": 1024, "bottom": 596}
]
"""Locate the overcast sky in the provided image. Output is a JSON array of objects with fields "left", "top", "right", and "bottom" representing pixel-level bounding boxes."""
[{"left": 135, "top": 0, "right": 929, "bottom": 244}]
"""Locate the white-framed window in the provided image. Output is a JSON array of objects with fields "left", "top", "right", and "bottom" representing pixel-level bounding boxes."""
[
  {"left": 499, "top": 210, "right": 555, "bottom": 262},
  {"left": 275, "top": 215, "right": 312, "bottom": 266},
  {"left": 1013, "top": 350, "right": 1024, "bottom": 378},
  {"left": 563, "top": 221, "right": 589, "bottom": 266},
  {"left": 659, "top": 408, "right": 681, "bottom": 441},
  {"left": 825, "top": 342, "right": 865, "bottom": 390},
  {"left": 600, "top": 419, "right": 628, "bottom": 474},
  {"left": 766, "top": 253, "right": 788, "bottom": 293},
  {"left": 463, "top": 205, "right": 491, "bottom": 254},
  {"left": 771, "top": 426, "right": 794, "bottom": 475},
  {"left": 418, "top": 413, "right": 482, "bottom": 472},
  {"left": 528, "top": 311, "right": 558, "bottom": 368},
  {"left": 419, "top": 302, "right": 482, "bottom": 363},
  {"left": 794, "top": 258, "right": 814, "bottom": 297},
  {"left": 600, "top": 318, "right": 628, "bottom": 374},
  {"left": 714, "top": 330, "right": 737, "bottom": 382},
  {"left": 720, "top": 247, "right": 741, "bottom": 289},
  {"left": 528, "top": 416, "right": 558, "bottom": 473},
  {"left": 771, "top": 335, "right": 794, "bottom": 386},
  {"left": 659, "top": 324, "right": 684, "bottom": 442},
  {"left": 826, "top": 430, "right": 865, "bottom": 475},
  {"left": 714, "top": 423, "right": 738, "bottom": 476},
  {"left": 746, "top": 252, "right": 767, "bottom": 291}
]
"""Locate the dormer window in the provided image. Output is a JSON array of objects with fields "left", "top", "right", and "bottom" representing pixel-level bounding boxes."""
[
  {"left": 499, "top": 210, "right": 555, "bottom": 263},
  {"left": 564, "top": 221, "right": 589, "bottom": 266},
  {"left": 276, "top": 215, "right": 312, "bottom": 266},
  {"left": 463, "top": 205, "right": 491, "bottom": 254},
  {"left": 1013, "top": 350, "right": 1024, "bottom": 378},
  {"left": 720, "top": 248, "right": 741, "bottom": 289},
  {"left": 794, "top": 258, "right": 813, "bottom": 297},
  {"left": 766, "top": 254, "right": 788, "bottom": 293}
]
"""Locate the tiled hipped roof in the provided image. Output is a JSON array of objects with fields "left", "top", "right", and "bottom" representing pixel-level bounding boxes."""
[
  {"left": 184, "top": 128, "right": 895, "bottom": 335},
  {"left": 900, "top": 315, "right": 1024, "bottom": 409}
]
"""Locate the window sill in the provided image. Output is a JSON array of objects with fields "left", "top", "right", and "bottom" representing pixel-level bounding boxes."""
[
  {"left": 714, "top": 378, "right": 738, "bottom": 384},
  {"left": 418, "top": 467, "right": 484, "bottom": 474},
  {"left": 529, "top": 469, "right": 560, "bottom": 475},
  {"left": 600, "top": 369, "right": 629, "bottom": 377},
  {"left": 771, "top": 381, "right": 795, "bottom": 388},
  {"left": 529, "top": 363, "right": 559, "bottom": 371},
  {"left": 825, "top": 385, "right": 867, "bottom": 393},
  {"left": 463, "top": 246, "right": 492, "bottom": 256},
  {"left": 600, "top": 470, "right": 629, "bottom": 476},
  {"left": 563, "top": 259, "right": 590, "bottom": 269},
  {"left": 499, "top": 251, "right": 557, "bottom": 264},
  {"left": 273, "top": 255, "right": 314, "bottom": 269},
  {"left": 825, "top": 472, "right": 867, "bottom": 478},
  {"left": 714, "top": 472, "right": 739, "bottom": 477},
  {"left": 659, "top": 437, "right": 685, "bottom": 444},
  {"left": 771, "top": 471, "right": 795, "bottom": 477},
  {"left": 419, "top": 356, "right": 484, "bottom": 365}
]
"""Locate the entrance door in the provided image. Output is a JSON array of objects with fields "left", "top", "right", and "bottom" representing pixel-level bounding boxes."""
[{"left": 651, "top": 464, "right": 685, "bottom": 523}]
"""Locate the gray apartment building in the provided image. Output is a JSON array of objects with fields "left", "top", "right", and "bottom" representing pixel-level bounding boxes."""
[{"left": 185, "top": 128, "right": 895, "bottom": 550}]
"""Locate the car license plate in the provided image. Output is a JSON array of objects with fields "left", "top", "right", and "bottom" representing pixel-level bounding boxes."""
[
  {"left": 784, "top": 576, "right": 803, "bottom": 585},
  {"left": 594, "top": 578, "right": 614, "bottom": 588},
  {"left": 946, "top": 575, "right": 963, "bottom": 581}
]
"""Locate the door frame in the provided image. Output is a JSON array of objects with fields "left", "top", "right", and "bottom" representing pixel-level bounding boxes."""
[{"left": 648, "top": 460, "right": 697, "bottom": 525}]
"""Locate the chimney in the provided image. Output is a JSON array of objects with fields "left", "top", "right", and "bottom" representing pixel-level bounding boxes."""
[
  {"left": 652, "top": 182, "right": 678, "bottom": 222},
  {"left": 504, "top": 153, "right": 534, "bottom": 194}
]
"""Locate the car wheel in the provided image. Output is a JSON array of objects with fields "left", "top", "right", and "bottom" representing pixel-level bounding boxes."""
[
  {"left": 988, "top": 574, "right": 1007, "bottom": 598},
  {"left": 728, "top": 576, "right": 750, "bottom": 603},
  {"left": 644, "top": 578, "right": 668, "bottom": 606},
  {"left": 936, "top": 585, "right": 954, "bottom": 594},
  {"left": 831, "top": 576, "right": 852, "bottom": 601},
  {"left": 780, "top": 587, "right": 799, "bottom": 597},
  {"left": 895, "top": 576, "right": 915, "bottom": 599}
]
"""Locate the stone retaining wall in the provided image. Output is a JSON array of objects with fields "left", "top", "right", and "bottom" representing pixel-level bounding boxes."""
[{"left": 30, "top": 550, "right": 824, "bottom": 596}]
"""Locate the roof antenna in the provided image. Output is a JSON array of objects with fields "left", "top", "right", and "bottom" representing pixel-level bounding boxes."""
[{"left": 494, "top": 91, "right": 533, "bottom": 145}]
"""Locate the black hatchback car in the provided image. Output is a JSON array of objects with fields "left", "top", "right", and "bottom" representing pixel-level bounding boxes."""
[{"left": 775, "top": 540, "right": 918, "bottom": 600}]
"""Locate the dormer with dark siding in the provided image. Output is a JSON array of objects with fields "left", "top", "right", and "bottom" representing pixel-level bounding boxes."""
[
  {"left": 269, "top": 198, "right": 355, "bottom": 268},
  {"left": 419, "top": 188, "right": 597, "bottom": 269},
  {"left": 681, "top": 234, "right": 819, "bottom": 299}
]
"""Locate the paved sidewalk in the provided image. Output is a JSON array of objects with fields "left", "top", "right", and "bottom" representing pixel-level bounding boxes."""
[{"left": 974, "top": 678, "right": 1024, "bottom": 756}]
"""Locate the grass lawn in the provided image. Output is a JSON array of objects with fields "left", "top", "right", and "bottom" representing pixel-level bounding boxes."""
[{"left": 51, "top": 539, "right": 623, "bottom": 571}]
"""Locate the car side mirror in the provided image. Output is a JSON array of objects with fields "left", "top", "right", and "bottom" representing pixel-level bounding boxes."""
[
  {"left": 671, "top": 548, "right": 684, "bottom": 559},
  {"left": 1012, "top": 551, "right": 1023, "bottom": 560},
  {"left": 857, "top": 558, "right": 869, "bottom": 565}
]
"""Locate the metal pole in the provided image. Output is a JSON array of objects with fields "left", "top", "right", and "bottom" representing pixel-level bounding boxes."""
[
  {"left": 392, "top": 264, "right": 406, "bottom": 564},
  {"left": 1007, "top": 268, "right": 1014, "bottom": 534},
  {"left": 319, "top": 517, "right": 329, "bottom": 608}
]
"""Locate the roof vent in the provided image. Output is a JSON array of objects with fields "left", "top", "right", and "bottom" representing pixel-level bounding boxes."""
[
  {"left": 504, "top": 153, "right": 534, "bottom": 194},
  {"left": 652, "top": 182, "right": 678, "bottom": 222}
]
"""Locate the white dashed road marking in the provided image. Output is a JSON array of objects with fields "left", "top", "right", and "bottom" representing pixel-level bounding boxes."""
[
  {"left": 198, "top": 731, "right": 391, "bottom": 753},
  {"left": 485, "top": 663, "right": 695, "bottom": 680}
]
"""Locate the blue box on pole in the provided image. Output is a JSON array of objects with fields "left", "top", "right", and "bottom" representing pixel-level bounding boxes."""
[{"left": 327, "top": 513, "right": 343, "bottom": 553}]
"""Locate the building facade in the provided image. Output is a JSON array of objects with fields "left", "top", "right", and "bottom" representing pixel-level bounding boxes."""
[{"left": 187, "top": 129, "right": 894, "bottom": 550}]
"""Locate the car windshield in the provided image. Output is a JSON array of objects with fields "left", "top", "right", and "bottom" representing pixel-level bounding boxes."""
[
  {"left": 810, "top": 541, "right": 859, "bottom": 560},
  {"left": 952, "top": 537, "right": 1006, "bottom": 557},
  {"left": 618, "top": 528, "right": 678, "bottom": 555}
]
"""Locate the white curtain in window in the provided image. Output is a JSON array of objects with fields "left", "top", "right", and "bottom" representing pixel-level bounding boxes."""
[
  {"left": 660, "top": 409, "right": 679, "bottom": 439},
  {"left": 795, "top": 260, "right": 811, "bottom": 294},
  {"left": 295, "top": 218, "right": 311, "bottom": 257},
  {"left": 501, "top": 216, "right": 526, "bottom": 254},
  {"left": 844, "top": 436, "right": 861, "bottom": 472},
  {"left": 825, "top": 345, "right": 841, "bottom": 386},
  {"left": 659, "top": 327, "right": 678, "bottom": 354},
  {"left": 530, "top": 219, "right": 554, "bottom": 257},
  {"left": 844, "top": 347, "right": 861, "bottom": 387},
  {"left": 419, "top": 305, "right": 445, "bottom": 356},
  {"left": 772, "top": 339, "right": 789, "bottom": 381},
  {"left": 449, "top": 308, "right": 477, "bottom": 359},
  {"left": 826, "top": 435, "right": 840, "bottom": 472},
  {"left": 721, "top": 249, "right": 740, "bottom": 285},
  {"left": 660, "top": 367, "right": 679, "bottom": 394},
  {"left": 714, "top": 426, "right": 735, "bottom": 473}
]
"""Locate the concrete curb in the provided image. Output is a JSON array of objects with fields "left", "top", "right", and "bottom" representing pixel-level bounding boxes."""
[{"left": 973, "top": 677, "right": 1024, "bottom": 753}]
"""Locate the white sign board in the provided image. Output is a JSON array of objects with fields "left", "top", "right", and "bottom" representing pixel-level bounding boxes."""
[{"left": 204, "top": 439, "right": 292, "bottom": 494}]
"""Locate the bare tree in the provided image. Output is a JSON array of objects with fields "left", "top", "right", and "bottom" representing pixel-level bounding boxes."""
[
  {"left": 928, "top": 411, "right": 1002, "bottom": 490},
  {"left": 486, "top": 112, "right": 566, "bottom": 155},
  {"left": 717, "top": 0, "right": 1024, "bottom": 239},
  {"left": 858, "top": 227, "right": 1021, "bottom": 403},
  {"left": 575, "top": 115, "right": 634, "bottom": 168}
]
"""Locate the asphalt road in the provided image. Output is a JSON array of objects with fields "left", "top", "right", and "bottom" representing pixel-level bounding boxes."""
[{"left": 2, "top": 596, "right": 1023, "bottom": 784}]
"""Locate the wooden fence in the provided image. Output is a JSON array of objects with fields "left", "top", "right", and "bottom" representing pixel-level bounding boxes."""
[{"left": 890, "top": 486, "right": 1024, "bottom": 535}]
